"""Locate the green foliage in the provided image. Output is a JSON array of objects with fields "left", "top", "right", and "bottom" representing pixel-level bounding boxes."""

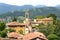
[
  {"left": 38, "top": 23, "right": 55, "bottom": 36},
  {"left": 47, "top": 14, "right": 57, "bottom": 24},
  {"left": 0, "top": 29, "right": 8, "bottom": 38},
  {"left": 38, "top": 23, "right": 45, "bottom": 29},
  {"left": 0, "top": 31, "right": 1, "bottom": 37},
  {"left": 0, "top": 11, "right": 25, "bottom": 18},
  {"left": 32, "top": 25, "right": 38, "bottom": 29},
  {"left": 18, "top": 19, "right": 23, "bottom": 23},
  {"left": 12, "top": 17, "right": 17, "bottom": 21},
  {"left": 19, "top": 29, "right": 23, "bottom": 34},
  {"left": 47, "top": 34, "right": 59, "bottom": 40},
  {"left": 37, "top": 18, "right": 60, "bottom": 39},
  {"left": 54, "top": 19, "right": 60, "bottom": 37},
  {"left": 0, "top": 31, "right": 7, "bottom": 38},
  {"left": 47, "top": 23, "right": 55, "bottom": 34},
  {"left": 0, "top": 7, "right": 60, "bottom": 19},
  {"left": 38, "top": 23, "right": 48, "bottom": 36},
  {"left": 38, "top": 29, "right": 48, "bottom": 36},
  {"left": 56, "top": 32, "right": 60, "bottom": 38},
  {"left": 8, "top": 29, "right": 16, "bottom": 32},
  {"left": 0, "top": 22, "right": 6, "bottom": 31},
  {"left": 47, "top": 14, "right": 57, "bottom": 20},
  {"left": 35, "top": 16, "right": 45, "bottom": 19}
]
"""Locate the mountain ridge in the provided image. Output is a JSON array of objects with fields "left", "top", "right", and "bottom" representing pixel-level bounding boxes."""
[
  {"left": 0, "top": 3, "right": 46, "bottom": 14},
  {"left": 0, "top": 3, "right": 60, "bottom": 18},
  {"left": 0, "top": 3, "right": 34, "bottom": 14}
]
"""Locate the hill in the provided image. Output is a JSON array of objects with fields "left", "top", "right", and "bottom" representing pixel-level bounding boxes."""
[
  {"left": 0, "top": 3, "right": 60, "bottom": 18},
  {"left": 0, "top": 7, "right": 60, "bottom": 18},
  {"left": 0, "top": 3, "right": 35, "bottom": 14}
]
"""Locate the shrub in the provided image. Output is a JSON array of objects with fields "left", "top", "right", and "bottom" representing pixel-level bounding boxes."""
[
  {"left": 8, "top": 29, "right": 15, "bottom": 32},
  {"left": 47, "top": 34, "right": 59, "bottom": 40},
  {"left": 19, "top": 29, "right": 23, "bottom": 34},
  {"left": 0, "top": 31, "right": 7, "bottom": 38}
]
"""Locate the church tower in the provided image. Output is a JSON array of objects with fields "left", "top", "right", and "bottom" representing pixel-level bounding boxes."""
[
  {"left": 24, "top": 11, "right": 32, "bottom": 34},
  {"left": 25, "top": 11, "right": 29, "bottom": 19},
  {"left": 24, "top": 11, "right": 29, "bottom": 24}
]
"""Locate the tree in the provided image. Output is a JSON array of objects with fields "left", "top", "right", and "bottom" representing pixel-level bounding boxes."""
[
  {"left": 47, "top": 34, "right": 59, "bottom": 40},
  {"left": 47, "top": 14, "right": 57, "bottom": 20},
  {"left": 0, "top": 22, "right": 6, "bottom": 31},
  {"left": 0, "top": 29, "right": 8, "bottom": 38},
  {"left": 12, "top": 17, "right": 17, "bottom": 21},
  {"left": 19, "top": 29, "right": 23, "bottom": 34},
  {"left": 54, "top": 19, "right": 60, "bottom": 37},
  {"left": 18, "top": 19, "right": 23, "bottom": 23},
  {"left": 38, "top": 23, "right": 55, "bottom": 36},
  {"left": 47, "top": 14, "right": 57, "bottom": 24},
  {"left": 38, "top": 23, "right": 48, "bottom": 36},
  {"left": 38, "top": 23, "right": 45, "bottom": 29},
  {"left": 46, "top": 23, "right": 55, "bottom": 34},
  {"left": 35, "top": 16, "right": 45, "bottom": 19},
  {"left": 0, "top": 31, "right": 7, "bottom": 38}
]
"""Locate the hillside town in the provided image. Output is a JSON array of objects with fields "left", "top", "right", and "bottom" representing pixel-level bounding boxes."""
[
  {"left": 6, "top": 11, "right": 49, "bottom": 40},
  {"left": 0, "top": 0, "right": 60, "bottom": 40},
  {"left": 0, "top": 11, "right": 53, "bottom": 40},
  {"left": 0, "top": 10, "right": 60, "bottom": 40}
]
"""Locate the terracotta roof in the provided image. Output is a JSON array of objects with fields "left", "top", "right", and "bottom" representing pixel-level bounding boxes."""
[
  {"left": 36, "top": 18, "right": 53, "bottom": 21},
  {"left": 7, "top": 32, "right": 23, "bottom": 39},
  {"left": 7, "top": 32, "right": 48, "bottom": 40},
  {"left": 23, "top": 32, "right": 47, "bottom": 40},
  {"left": 6, "top": 21, "right": 26, "bottom": 26}
]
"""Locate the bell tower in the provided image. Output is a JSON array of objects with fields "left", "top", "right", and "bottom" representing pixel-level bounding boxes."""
[
  {"left": 24, "top": 11, "right": 32, "bottom": 34},
  {"left": 24, "top": 11, "right": 30, "bottom": 26},
  {"left": 25, "top": 11, "right": 29, "bottom": 20}
]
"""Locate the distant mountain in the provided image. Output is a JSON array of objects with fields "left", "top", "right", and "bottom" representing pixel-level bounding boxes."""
[
  {"left": 0, "top": 3, "right": 34, "bottom": 14},
  {"left": 0, "top": 3, "right": 47, "bottom": 14},
  {"left": 0, "top": 7, "right": 60, "bottom": 18},
  {"left": 0, "top": 3, "right": 60, "bottom": 18},
  {"left": 35, "top": 5, "right": 46, "bottom": 8}
]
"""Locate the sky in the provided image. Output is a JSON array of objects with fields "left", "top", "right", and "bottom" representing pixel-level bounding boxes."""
[{"left": 0, "top": 0, "right": 60, "bottom": 6}]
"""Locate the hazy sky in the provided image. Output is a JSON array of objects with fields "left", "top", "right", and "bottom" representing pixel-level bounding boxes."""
[{"left": 0, "top": 0, "right": 60, "bottom": 6}]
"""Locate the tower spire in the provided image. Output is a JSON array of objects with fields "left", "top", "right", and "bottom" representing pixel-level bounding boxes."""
[{"left": 25, "top": 11, "right": 29, "bottom": 19}]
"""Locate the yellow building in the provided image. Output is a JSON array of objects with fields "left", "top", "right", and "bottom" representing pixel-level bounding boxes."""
[
  {"left": 6, "top": 21, "right": 26, "bottom": 34},
  {"left": 34, "top": 17, "right": 53, "bottom": 25}
]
